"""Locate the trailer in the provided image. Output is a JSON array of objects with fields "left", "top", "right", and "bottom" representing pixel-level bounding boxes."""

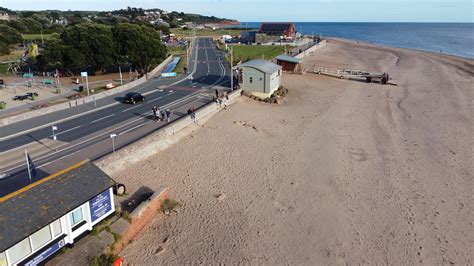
[{"left": 313, "top": 65, "right": 390, "bottom": 84}]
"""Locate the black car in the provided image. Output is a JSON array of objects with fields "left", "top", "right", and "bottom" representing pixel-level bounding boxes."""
[{"left": 123, "top": 92, "right": 145, "bottom": 104}]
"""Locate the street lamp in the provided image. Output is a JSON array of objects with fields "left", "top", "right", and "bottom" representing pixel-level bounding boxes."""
[
  {"left": 230, "top": 45, "right": 233, "bottom": 92},
  {"left": 110, "top": 134, "right": 117, "bottom": 156},
  {"left": 51, "top": 126, "right": 58, "bottom": 151}
]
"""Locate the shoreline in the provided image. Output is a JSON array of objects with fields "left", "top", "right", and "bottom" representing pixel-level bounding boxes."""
[{"left": 326, "top": 37, "right": 474, "bottom": 61}]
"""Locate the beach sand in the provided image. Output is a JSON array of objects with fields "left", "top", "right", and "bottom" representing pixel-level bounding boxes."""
[{"left": 114, "top": 39, "right": 473, "bottom": 264}]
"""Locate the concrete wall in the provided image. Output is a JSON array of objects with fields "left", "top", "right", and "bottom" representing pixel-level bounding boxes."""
[
  {"left": 294, "top": 40, "right": 327, "bottom": 59},
  {"left": 0, "top": 56, "right": 173, "bottom": 127},
  {"left": 96, "top": 89, "right": 242, "bottom": 176}
]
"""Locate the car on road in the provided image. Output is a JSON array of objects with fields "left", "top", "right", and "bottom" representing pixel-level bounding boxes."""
[{"left": 123, "top": 92, "right": 145, "bottom": 104}]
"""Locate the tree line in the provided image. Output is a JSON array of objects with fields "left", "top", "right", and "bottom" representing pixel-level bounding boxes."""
[{"left": 37, "top": 23, "right": 167, "bottom": 75}]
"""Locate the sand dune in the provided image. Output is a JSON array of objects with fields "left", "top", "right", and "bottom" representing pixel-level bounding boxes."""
[{"left": 114, "top": 39, "right": 473, "bottom": 264}]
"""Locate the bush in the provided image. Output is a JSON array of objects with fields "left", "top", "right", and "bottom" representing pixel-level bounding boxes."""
[
  {"left": 87, "top": 254, "right": 119, "bottom": 266},
  {"left": 0, "top": 42, "right": 9, "bottom": 55}
]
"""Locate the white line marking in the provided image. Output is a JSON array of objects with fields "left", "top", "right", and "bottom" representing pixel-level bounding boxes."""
[{"left": 91, "top": 114, "right": 114, "bottom": 123}]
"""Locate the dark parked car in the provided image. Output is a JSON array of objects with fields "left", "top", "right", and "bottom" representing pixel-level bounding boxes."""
[{"left": 123, "top": 92, "right": 145, "bottom": 104}]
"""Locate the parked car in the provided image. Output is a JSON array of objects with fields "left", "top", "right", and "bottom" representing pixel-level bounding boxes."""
[{"left": 123, "top": 92, "right": 145, "bottom": 104}]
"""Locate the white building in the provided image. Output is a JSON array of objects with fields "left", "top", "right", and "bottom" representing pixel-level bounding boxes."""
[
  {"left": 239, "top": 59, "right": 282, "bottom": 99},
  {"left": 0, "top": 12, "right": 9, "bottom": 21}
]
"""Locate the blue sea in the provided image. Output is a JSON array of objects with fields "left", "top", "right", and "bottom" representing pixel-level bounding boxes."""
[{"left": 237, "top": 22, "right": 474, "bottom": 59}]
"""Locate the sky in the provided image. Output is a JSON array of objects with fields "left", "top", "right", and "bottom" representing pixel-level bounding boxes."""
[{"left": 1, "top": 0, "right": 473, "bottom": 22}]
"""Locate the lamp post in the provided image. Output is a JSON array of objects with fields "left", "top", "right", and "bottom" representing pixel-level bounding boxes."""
[
  {"left": 230, "top": 45, "right": 233, "bottom": 92},
  {"left": 110, "top": 134, "right": 117, "bottom": 156},
  {"left": 51, "top": 125, "right": 58, "bottom": 151}
]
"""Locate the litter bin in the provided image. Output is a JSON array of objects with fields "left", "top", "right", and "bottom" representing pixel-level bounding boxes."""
[
  {"left": 78, "top": 85, "right": 84, "bottom": 92},
  {"left": 56, "top": 88, "right": 61, "bottom": 94},
  {"left": 0, "top": 101, "right": 5, "bottom": 109}
]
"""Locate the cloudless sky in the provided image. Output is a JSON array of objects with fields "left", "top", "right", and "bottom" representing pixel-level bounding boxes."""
[{"left": 2, "top": 0, "right": 473, "bottom": 22}]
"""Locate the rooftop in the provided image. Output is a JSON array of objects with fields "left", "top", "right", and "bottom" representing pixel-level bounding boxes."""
[
  {"left": 0, "top": 161, "right": 115, "bottom": 252},
  {"left": 275, "top": 55, "right": 302, "bottom": 64},
  {"left": 239, "top": 59, "right": 281, "bottom": 74}
]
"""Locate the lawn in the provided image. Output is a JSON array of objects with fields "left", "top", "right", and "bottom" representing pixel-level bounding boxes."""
[
  {"left": 22, "top": 33, "right": 56, "bottom": 41},
  {"left": 166, "top": 46, "right": 187, "bottom": 74},
  {"left": 170, "top": 28, "right": 249, "bottom": 38},
  {"left": 226, "top": 44, "right": 290, "bottom": 64}
]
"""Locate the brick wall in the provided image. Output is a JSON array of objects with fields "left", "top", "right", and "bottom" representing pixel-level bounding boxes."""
[{"left": 113, "top": 188, "right": 169, "bottom": 254}]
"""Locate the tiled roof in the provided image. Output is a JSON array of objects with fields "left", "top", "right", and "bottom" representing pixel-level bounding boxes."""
[{"left": 0, "top": 161, "right": 115, "bottom": 252}]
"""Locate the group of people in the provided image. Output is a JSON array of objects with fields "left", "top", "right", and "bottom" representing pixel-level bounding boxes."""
[
  {"left": 152, "top": 106, "right": 171, "bottom": 123},
  {"left": 213, "top": 89, "right": 229, "bottom": 109}
]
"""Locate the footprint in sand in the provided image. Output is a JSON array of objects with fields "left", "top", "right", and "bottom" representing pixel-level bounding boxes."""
[{"left": 348, "top": 148, "right": 369, "bottom": 162}]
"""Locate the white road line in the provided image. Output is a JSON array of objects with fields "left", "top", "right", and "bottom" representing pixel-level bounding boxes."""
[
  {"left": 54, "top": 125, "right": 82, "bottom": 136},
  {"left": 91, "top": 114, "right": 114, "bottom": 123},
  {"left": 118, "top": 123, "right": 146, "bottom": 135},
  {"left": 2, "top": 89, "right": 206, "bottom": 174},
  {"left": 0, "top": 39, "right": 202, "bottom": 142}
]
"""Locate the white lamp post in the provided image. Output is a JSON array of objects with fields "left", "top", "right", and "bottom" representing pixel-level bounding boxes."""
[
  {"left": 110, "top": 134, "right": 117, "bottom": 156},
  {"left": 51, "top": 126, "right": 58, "bottom": 151}
]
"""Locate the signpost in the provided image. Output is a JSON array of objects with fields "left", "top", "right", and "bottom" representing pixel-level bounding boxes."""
[
  {"left": 81, "top": 71, "right": 89, "bottom": 96},
  {"left": 110, "top": 134, "right": 117, "bottom": 156}
]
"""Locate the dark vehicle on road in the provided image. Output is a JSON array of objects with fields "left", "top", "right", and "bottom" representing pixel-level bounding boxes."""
[{"left": 123, "top": 92, "right": 145, "bottom": 104}]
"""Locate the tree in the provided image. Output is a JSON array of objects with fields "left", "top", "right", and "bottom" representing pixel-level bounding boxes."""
[
  {"left": 31, "top": 14, "right": 52, "bottom": 28},
  {"left": 0, "top": 25, "right": 22, "bottom": 44},
  {"left": 113, "top": 23, "right": 166, "bottom": 74},
  {"left": 18, "top": 18, "right": 43, "bottom": 32},
  {"left": 61, "top": 23, "right": 115, "bottom": 72},
  {"left": 8, "top": 20, "right": 28, "bottom": 33},
  {"left": 0, "top": 41, "right": 9, "bottom": 55}
]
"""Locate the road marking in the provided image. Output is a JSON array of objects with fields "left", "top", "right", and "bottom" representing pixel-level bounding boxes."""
[
  {"left": 91, "top": 114, "right": 114, "bottom": 123},
  {"left": 1, "top": 90, "right": 205, "bottom": 174},
  {"left": 118, "top": 123, "right": 146, "bottom": 135}
]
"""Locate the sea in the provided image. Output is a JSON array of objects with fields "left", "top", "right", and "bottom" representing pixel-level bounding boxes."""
[{"left": 236, "top": 22, "right": 474, "bottom": 59}]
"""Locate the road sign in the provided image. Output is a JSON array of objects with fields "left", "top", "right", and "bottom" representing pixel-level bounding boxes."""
[
  {"left": 52, "top": 126, "right": 58, "bottom": 131},
  {"left": 80, "top": 71, "right": 88, "bottom": 77},
  {"left": 23, "top": 73, "right": 33, "bottom": 78}
]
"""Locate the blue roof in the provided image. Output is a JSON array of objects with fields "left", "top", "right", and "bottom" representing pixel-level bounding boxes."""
[{"left": 239, "top": 59, "right": 281, "bottom": 74}]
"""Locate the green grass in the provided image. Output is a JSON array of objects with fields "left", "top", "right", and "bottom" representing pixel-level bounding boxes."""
[
  {"left": 227, "top": 45, "right": 290, "bottom": 64},
  {"left": 170, "top": 28, "right": 249, "bottom": 38},
  {"left": 22, "top": 33, "right": 56, "bottom": 41},
  {"left": 167, "top": 45, "right": 186, "bottom": 55}
]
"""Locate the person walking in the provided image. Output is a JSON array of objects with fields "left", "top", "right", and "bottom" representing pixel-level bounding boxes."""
[
  {"left": 152, "top": 106, "right": 157, "bottom": 121},
  {"left": 223, "top": 98, "right": 228, "bottom": 109},
  {"left": 166, "top": 109, "right": 171, "bottom": 122},
  {"left": 156, "top": 107, "right": 162, "bottom": 122},
  {"left": 215, "top": 88, "right": 219, "bottom": 98}
]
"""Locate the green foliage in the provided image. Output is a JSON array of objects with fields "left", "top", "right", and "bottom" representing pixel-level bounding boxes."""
[
  {"left": 18, "top": 18, "right": 43, "bottom": 33},
  {"left": 0, "top": 25, "right": 22, "bottom": 44},
  {"left": 113, "top": 23, "right": 166, "bottom": 73},
  {"left": 31, "top": 14, "right": 52, "bottom": 28},
  {"left": 0, "top": 42, "right": 9, "bottom": 55},
  {"left": 87, "top": 253, "right": 119, "bottom": 266},
  {"left": 230, "top": 45, "right": 290, "bottom": 63},
  {"left": 61, "top": 23, "right": 115, "bottom": 71},
  {"left": 8, "top": 20, "right": 28, "bottom": 32}
]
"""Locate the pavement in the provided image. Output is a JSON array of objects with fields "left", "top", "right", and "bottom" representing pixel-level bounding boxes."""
[{"left": 0, "top": 37, "right": 232, "bottom": 197}]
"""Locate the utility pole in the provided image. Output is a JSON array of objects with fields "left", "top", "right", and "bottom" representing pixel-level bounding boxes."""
[
  {"left": 230, "top": 45, "right": 233, "bottom": 92},
  {"left": 119, "top": 66, "right": 123, "bottom": 85}
]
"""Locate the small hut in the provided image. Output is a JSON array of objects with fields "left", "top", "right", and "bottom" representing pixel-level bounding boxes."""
[{"left": 275, "top": 55, "right": 303, "bottom": 73}]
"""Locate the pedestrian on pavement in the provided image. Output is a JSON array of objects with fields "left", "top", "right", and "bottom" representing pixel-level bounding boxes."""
[
  {"left": 161, "top": 109, "right": 166, "bottom": 121},
  {"left": 183, "top": 66, "right": 188, "bottom": 74},
  {"left": 215, "top": 88, "right": 219, "bottom": 98},
  {"left": 223, "top": 99, "right": 228, "bottom": 109},
  {"left": 152, "top": 106, "right": 157, "bottom": 121},
  {"left": 225, "top": 93, "right": 229, "bottom": 101},
  {"left": 218, "top": 96, "right": 223, "bottom": 108},
  {"left": 166, "top": 109, "right": 171, "bottom": 122},
  {"left": 156, "top": 107, "right": 162, "bottom": 122}
]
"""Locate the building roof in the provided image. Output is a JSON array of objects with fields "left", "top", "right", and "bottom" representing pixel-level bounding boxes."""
[
  {"left": 239, "top": 59, "right": 281, "bottom": 74},
  {"left": 259, "top": 23, "right": 295, "bottom": 36},
  {"left": 0, "top": 161, "right": 115, "bottom": 252},
  {"left": 275, "top": 55, "right": 302, "bottom": 64}
]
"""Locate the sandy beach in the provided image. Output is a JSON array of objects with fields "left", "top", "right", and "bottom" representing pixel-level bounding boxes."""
[{"left": 113, "top": 39, "right": 473, "bottom": 264}]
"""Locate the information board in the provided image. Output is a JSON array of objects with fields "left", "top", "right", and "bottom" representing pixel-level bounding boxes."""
[
  {"left": 89, "top": 189, "right": 113, "bottom": 224},
  {"left": 24, "top": 238, "right": 65, "bottom": 266},
  {"left": 161, "top": 72, "right": 177, "bottom": 78}
]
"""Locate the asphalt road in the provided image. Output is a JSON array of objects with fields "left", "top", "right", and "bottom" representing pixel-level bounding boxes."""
[{"left": 0, "top": 37, "right": 231, "bottom": 196}]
